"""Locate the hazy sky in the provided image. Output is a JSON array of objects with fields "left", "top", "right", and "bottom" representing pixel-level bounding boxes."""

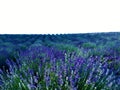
[{"left": 0, "top": 0, "right": 120, "bottom": 34}]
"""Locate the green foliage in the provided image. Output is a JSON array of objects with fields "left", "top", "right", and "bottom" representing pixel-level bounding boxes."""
[
  {"left": 82, "top": 42, "right": 96, "bottom": 49},
  {"left": 54, "top": 43, "right": 79, "bottom": 53}
]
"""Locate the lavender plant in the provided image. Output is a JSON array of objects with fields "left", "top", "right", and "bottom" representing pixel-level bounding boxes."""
[{"left": 0, "top": 46, "right": 119, "bottom": 90}]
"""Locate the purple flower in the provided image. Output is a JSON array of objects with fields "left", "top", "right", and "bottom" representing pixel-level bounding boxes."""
[
  {"left": 58, "top": 74, "right": 63, "bottom": 86},
  {"left": 0, "top": 69, "right": 3, "bottom": 74},
  {"left": 28, "top": 69, "right": 34, "bottom": 76},
  {"left": 28, "top": 84, "right": 36, "bottom": 90},
  {"left": 33, "top": 76, "right": 38, "bottom": 83},
  {"left": 45, "top": 75, "right": 50, "bottom": 87}
]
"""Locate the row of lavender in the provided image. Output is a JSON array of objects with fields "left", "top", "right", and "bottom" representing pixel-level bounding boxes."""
[{"left": 0, "top": 46, "right": 119, "bottom": 90}]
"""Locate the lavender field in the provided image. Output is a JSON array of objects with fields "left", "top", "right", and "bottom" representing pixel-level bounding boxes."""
[{"left": 0, "top": 33, "right": 120, "bottom": 90}]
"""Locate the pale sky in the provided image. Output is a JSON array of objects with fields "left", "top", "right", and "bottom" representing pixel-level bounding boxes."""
[{"left": 0, "top": 0, "right": 120, "bottom": 34}]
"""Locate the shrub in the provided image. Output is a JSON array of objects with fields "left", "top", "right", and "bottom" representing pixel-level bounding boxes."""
[{"left": 0, "top": 46, "right": 118, "bottom": 90}]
